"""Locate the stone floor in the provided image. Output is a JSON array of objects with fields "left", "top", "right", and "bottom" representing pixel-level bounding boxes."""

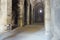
[{"left": 0, "top": 24, "right": 46, "bottom": 40}]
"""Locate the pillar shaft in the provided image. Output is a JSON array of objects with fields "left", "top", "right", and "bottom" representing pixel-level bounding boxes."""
[
  {"left": 18, "top": 0, "right": 24, "bottom": 27},
  {"left": 0, "top": 0, "right": 12, "bottom": 33},
  {"left": 30, "top": 0, "right": 37, "bottom": 24},
  {"left": 45, "top": 0, "right": 52, "bottom": 40},
  {"left": 7, "top": 0, "right": 12, "bottom": 26},
  {"left": 7, "top": 0, "right": 12, "bottom": 30},
  {"left": 27, "top": 0, "right": 30, "bottom": 25}
]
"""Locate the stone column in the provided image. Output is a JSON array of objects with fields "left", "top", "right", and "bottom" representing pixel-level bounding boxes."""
[
  {"left": 30, "top": 0, "right": 37, "bottom": 24},
  {"left": 45, "top": 0, "right": 52, "bottom": 40},
  {"left": 0, "top": 0, "right": 12, "bottom": 34},
  {"left": 18, "top": 0, "right": 24, "bottom": 27},
  {"left": 27, "top": 0, "right": 30, "bottom": 25},
  {"left": 7, "top": 0, "right": 12, "bottom": 30}
]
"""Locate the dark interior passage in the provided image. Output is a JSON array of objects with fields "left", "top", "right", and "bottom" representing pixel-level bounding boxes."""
[
  {"left": 24, "top": 0, "right": 32, "bottom": 25},
  {"left": 33, "top": 2, "right": 44, "bottom": 24},
  {"left": 12, "top": 0, "right": 19, "bottom": 29},
  {"left": 29, "top": 4, "right": 32, "bottom": 24},
  {"left": 24, "top": 0, "right": 27, "bottom": 25}
]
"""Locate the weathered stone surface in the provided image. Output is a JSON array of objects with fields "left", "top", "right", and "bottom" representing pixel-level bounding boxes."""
[
  {"left": 0, "top": 0, "right": 12, "bottom": 34},
  {"left": 7, "top": 0, "right": 12, "bottom": 25},
  {"left": 18, "top": 0, "right": 24, "bottom": 27},
  {"left": 44, "top": 0, "right": 53, "bottom": 40},
  {"left": 0, "top": 0, "right": 8, "bottom": 33},
  {"left": 51, "top": 0, "right": 60, "bottom": 40}
]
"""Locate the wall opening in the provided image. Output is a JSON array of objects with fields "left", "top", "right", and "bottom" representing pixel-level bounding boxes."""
[
  {"left": 12, "top": 0, "right": 19, "bottom": 29},
  {"left": 24, "top": 0, "right": 27, "bottom": 25},
  {"left": 33, "top": 2, "right": 44, "bottom": 24}
]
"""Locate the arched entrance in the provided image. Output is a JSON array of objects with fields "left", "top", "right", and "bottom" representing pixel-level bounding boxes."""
[{"left": 33, "top": 2, "right": 44, "bottom": 24}]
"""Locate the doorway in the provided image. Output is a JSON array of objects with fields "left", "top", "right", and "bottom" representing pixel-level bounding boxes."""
[{"left": 33, "top": 2, "right": 44, "bottom": 24}]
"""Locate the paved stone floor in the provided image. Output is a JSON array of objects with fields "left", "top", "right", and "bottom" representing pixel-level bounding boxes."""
[{"left": 0, "top": 24, "right": 46, "bottom": 40}]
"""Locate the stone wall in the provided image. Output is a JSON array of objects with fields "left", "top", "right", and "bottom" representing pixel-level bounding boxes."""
[{"left": 51, "top": 0, "right": 60, "bottom": 40}]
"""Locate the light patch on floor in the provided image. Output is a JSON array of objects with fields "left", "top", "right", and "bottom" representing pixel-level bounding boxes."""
[{"left": 1, "top": 24, "right": 46, "bottom": 40}]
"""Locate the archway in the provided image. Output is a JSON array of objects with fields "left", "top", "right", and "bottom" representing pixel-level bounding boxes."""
[{"left": 33, "top": 2, "right": 44, "bottom": 24}]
